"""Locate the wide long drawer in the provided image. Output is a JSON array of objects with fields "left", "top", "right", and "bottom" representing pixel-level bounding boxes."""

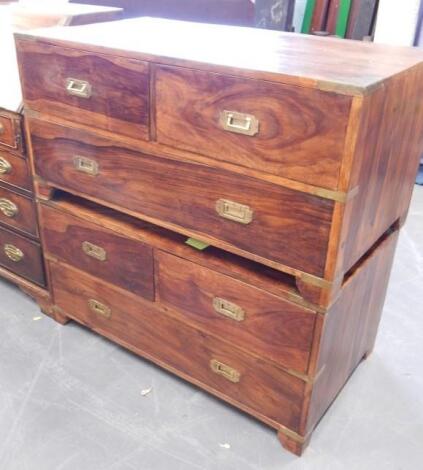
[
  {"left": 29, "top": 118, "right": 334, "bottom": 277},
  {"left": 50, "top": 261, "right": 305, "bottom": 432},
  {"left": 156, "top": 66, "right": 352, "bottom": 190},
  {"left": 0, "top": 225, "right": 45, "bottom": 286},
  {"left": 157, "top": 251, "right": 316, "bottom": 372},
  {"left": 17, "top": 41, "right": 150, "bottom": 141},
  {"left": 0, "top": 186, "right": 38, "bottom": 237},
  {"left": 40, "top": 204, "right": 154, "bottom": 301}
]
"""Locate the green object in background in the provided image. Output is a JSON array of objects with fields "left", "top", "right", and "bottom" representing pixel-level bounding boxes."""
[
  {"left": 185, "top": 238, "right": 210, "bottom": 250},
  {"left": 335, "top": 0, "right": 352, "bottom": 37},
  {"left": 301, "top": 0, "right": 316, "bottom": 33}
]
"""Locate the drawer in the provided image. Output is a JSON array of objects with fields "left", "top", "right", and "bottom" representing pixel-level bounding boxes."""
[
  {"left": 50, "top": 262, "right": 305, "bottom": 432},
  {"left": 0, "top": 111, "right": 22, "bottom": 153},
  {"left": 40, "top": 204, "right": 154, "bottom": 301},
  {"left": 0, "top": 150, "right": 32, "bottom": 192},
  {"left": 0, "top": 186, "right": 38, "bottom": 237},
  {"left": 30, "top": 118, "right": 334, "bottom": 277},
  {"left": 155, "top": 66, "right": 351, "bottom": 190},
  {"left": 17, "top": 41, "right": 150, "bottom": 140},
  {"left": 157, "top": 251, "right": 316, "bottom": 373},
  {"left": 0, "top": 226, "right": 45, "bottom": 286}
]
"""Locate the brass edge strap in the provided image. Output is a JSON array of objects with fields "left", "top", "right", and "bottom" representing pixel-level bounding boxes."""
[
  {"left": 25, "top": 109, "right": 358, "bottom": 204},
  {"left": 298, "top": 273, "right": 334, "bottom": 289},
  {"left": 277, "top": 425, "right": 309, "bottom": 444}
]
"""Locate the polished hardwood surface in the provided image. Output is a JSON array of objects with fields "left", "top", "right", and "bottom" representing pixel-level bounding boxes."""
[
  {"left": 16, "top": 18, "right": 423, "bottom": 456},
  {"left": 155, "top": 65, "right": 351, "bottom": 189},
  {"left": 29, "top": 117, "right": 334, "bottom": 278},
  {"left": 18, "top": 42, "right": 150, "bottom": 140},
  {"left": 0, "top": 150, "right": 32, "bottom": 192},
  {"left": 0, "top": 225, "right": 44, "bottom": 286},
  {"left": 16, "top": 17, "right": 423, "bottom": 95}
]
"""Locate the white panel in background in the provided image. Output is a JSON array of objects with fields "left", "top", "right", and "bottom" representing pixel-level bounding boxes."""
[{"left": 374, "top": 0, "right": 421, "bottom": 46}]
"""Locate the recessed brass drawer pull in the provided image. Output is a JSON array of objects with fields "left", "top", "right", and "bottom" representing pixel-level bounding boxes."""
[
  {"left": 216, "top": 199, "right": 253, "bottom": 225},
  {"left": 66, "top": 78, "right": 92, "bottom": 99},
  {"left": 73, "top": 156, "right": 99, "bottom": 176},
  {"left": 213, "top": 297, "right": 245, "bottom": 322},
  {"left": 210, "top": 359, "right": 241, "bottom": 383},
  {"left": 82, "top": 241, "right": 107, "bottom": 261},
  {"left": 3, "top": 244, "right": 24, "bottom": 262},
  {"left": 0, "top": 156, "right": 12, "bottom": 174},
  {"left": 220, "top": 110, "right": 259, "bottom": 136},
  {"left": 88, "top": 299, "right": 112, "bottom": 319},
  {"left": 0, "top": 198, "right": 19, "bottom": 218}
]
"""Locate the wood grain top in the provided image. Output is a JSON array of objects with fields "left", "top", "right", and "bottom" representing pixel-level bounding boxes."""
[{"left": 15, "top": 17, "right": 423, "bottom": 95}]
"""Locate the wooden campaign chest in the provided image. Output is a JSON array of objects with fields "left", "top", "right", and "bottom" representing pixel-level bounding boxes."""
[{"left": 15, "top": 18, "right": 423, "bottom": 455}]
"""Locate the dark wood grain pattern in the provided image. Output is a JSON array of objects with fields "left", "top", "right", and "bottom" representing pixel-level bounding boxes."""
[
  {"left": 40, "top": 204, "right": 155, "bottom": 301},
  {"left": 0, "top": 150, "right": 32, "bottom": 191},
  {"left": 29, "top": 118, "right": 334, "bottom": 277},
  {"left": 41, "top": 194, "right": 301, "bottom": 304},
  {"left": 332, "top": 63, "right": 423, "bottom": 279},
  {"left": 14, "top": 17, "right": 423, "bottom": 95},
  {"left": 0, "top": 111, "right": 22, "bottom": 153},
  {"left": 157, "top": 251, "right": 316, "bottom": 372},
  {"left": 0, "top": 225, "right": 45, "bottom": 286},
  {"left": 156, "top": 65, "right": 351, "bottom": 190},
  {"left": 0, "top": 185, "right": 38, "bottom": 237},
  {"left": 17, "top": 41, "right": 150, "bottom": 140},
  {"left": 302, "top": 227, "right": 399, "bottom": 439},
  {"left": 50, "top": 261, "right": 306, "bottom": 433}
]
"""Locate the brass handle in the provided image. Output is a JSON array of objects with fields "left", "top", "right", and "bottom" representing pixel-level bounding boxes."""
[
  {"left": 213, "top": 297, "right": 245, "bottom": 322},
  {"left": 66, "top": 78, "right": 92, "bottom": 98},
  {"left": 88, "top": 299, "right": 111, "bottom": 319},
  {"left": 0, "top": 198, "right": 19, "bottom": 218},
  {"left": 0, "top": 156, "right": 12, "bottom": 174},
  {"left": 220, "top": 110, "right": 259, "bottom": 136},
  {"left": 0, "top": 122, "right": 4, "bottom": 135},
  {"left": 210, "top": 359, "right": 240, "bottom": 383},
  {"left": 4, "top": 244, "right": 24, "bottom": 262},
  {"left": 73, "top": 156, "right": 99, "bottom": 176},
  {"left": 216, "top": 199, "right": 253, "bottom": 225},
  {"left": 82, "top": 241, "right": 107, "bottom": 261}
]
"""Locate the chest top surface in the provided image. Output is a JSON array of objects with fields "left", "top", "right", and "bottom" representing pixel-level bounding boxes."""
[{"left": 15, "top": 16, "right": 423, "bottom": 96}]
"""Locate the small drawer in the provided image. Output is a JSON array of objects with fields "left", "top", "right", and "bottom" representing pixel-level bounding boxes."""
[
  {"left": 0, "top": 111, "right": 22, "bottom": 153},
  {"left": 30, "top": 118, "right": 334, "bottom": 277},
  {"left": 50, "top": 262, "right": 305, "bottom": 432},
  {"left": 40, "top": 204, "right": 154, "bottom": 301},
  {"left": 155, "top": 66, "right": 351, "bottom": 190},
  {"left": 0, "top": 151, "right": 32, "bottom": 192},
  {"left": 0, "top": 186, "right": 38, "bottom": 237},
  {"left": 0, "top": 225, "right": 45, "bottom": 286},
  {"left": 157, "top": 252, "right": 316, "bottom": 373},
  {"left": 17, "top": 41, "right": 150, "bottom": 140}
]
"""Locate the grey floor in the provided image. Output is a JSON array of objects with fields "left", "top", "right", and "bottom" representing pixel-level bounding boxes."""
[{"left": 0, "top": 186, "right": 422, "bottom": 470}]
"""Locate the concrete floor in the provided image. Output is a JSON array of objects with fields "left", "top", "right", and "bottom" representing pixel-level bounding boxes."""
[{"left": 0, "top": 186, "right": 422, "bottom": 470}]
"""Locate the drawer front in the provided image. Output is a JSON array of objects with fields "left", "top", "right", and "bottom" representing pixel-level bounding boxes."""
[
  {"left": 40, "top": 204, "right": 154, "bottom": 301},
  {"left": 17, "top": 41, "right": 150, "bottom": 140},
  {"left": 0, "top": 186, "right": 38, "bottom": 237},
  {"left": 50, "top": 262, "right": 305, "bottom": 432},
  {"left": 155, "top": 66, "right": 351, "bottom": 190},
  {"left": 157, "top": 252, "right": 316, "bottom": 373},
  {"left": 30, "top": 118, "right": 334, "bottom": 277},
  {"left": 0, "top": 112, "right": 22, "bottom": 153},
  {"left": 0, "top": 226, "right": 45, "bottom": 286},
  {"left": 0, "top": 151, "right": 32, "bottom": 191}
]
